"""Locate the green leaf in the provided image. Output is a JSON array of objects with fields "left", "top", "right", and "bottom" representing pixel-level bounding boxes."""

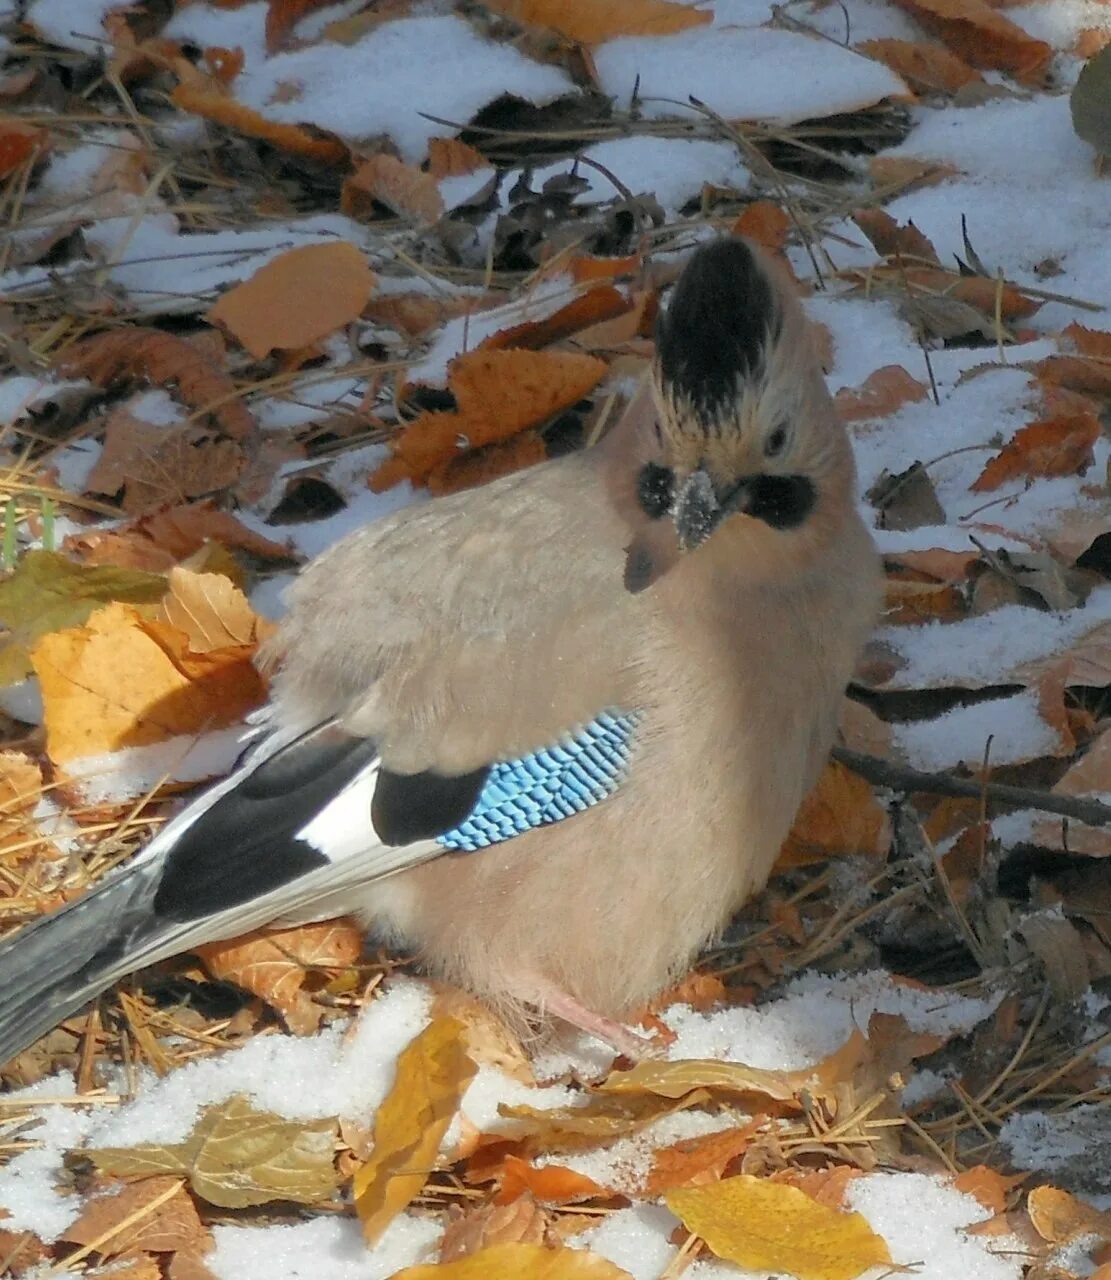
[
  {"left": 0, "top": 550, "right": 165, "bottom": 685},
  {"left": 80, "top": 1094, "right": 341, "bottom": 1209}
]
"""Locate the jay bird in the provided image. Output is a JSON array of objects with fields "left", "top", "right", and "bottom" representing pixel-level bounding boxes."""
[{"left": 0, "top": 237, "right": 881, "bottom": 1064}]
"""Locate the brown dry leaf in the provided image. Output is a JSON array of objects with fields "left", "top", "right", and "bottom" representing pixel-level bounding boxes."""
[
  {"left": 666, "top": 1175, "right": 892, "bottom": 1280},
  {"left": 869, "top": 155, "right": 960, "bottom": 192},
  {"left": 440, "top": 1195, "right": 550, "bottom": 1261},
  {"left": 266, "top": 0, "right": 338, "bottom": 51},
  {"left": 732, "top": 202, "right": 791, "bottom": 255},
  {"left": 394, "top": 1243, "right": 633, "bottom": 1280},
  {"left": 498, "top": 1093, "right": 702, "bottom": 1152},
  {"left": 196, "top": 919, "right": 363, "bottom": 1035},
  {"left": 771, "top": 1167, "right": 867, "bottom": 1211},
  {"left": 778, "top": 760, "right": 890, "bottom": 868},
  {"left": 834, "top": 365, "right": 929, "bottom": 421},
  {"left": 209, "top": 242, "right": 375, "bottom": 359},
  {"left": 171, "top": 79, "right": 347, "bottom": 163},
  {"left": 432, "top": 989, "right": 534, "bottom": 1084},
  {"left": 1035, "top": 326, "right": 1111, "bottom": 398},
  {"left": 60, "top": 1176, "right": 211, "bottom": 1260},
  {"left": 647, "top": 971, "right": 728, "bottom": 1014},
  {"left": 884, "top": 578, "right": 965, "bottom": 625},
  {"left": 483, "top": 0, "right": 709, "bottom": 44},
  {"left": 953, "top": 1166, "right": 1026, "bottom": 1214},
  {"left": 852, "top": 208, "right": 939, "bottom": 263},
  {"left": 342, "top": 153, "right": 444, "bottom": 225},
  {"left": 0, "top": 751, "right": 56, "bottom": 868},
  {"left": 354, "top": 1017, "right": 478, "bottom": 1244},
  {"left": 857, "top": 38, "right": 983, "bottom": 94},
  {"left": 158, "top": 567, "right": 277, "bottom": 654},
  {"left": 597, "top": 1058, "right": 808, "bottom": 1110},
  {"left": 85, "top": 1095, "right": 340, "bottom": 1208},
  {"left": 58, "top": 329, "right": 256, "bottom": 442},
  {"left": 427, "top": 137, "right": 488, "bottom": 179},
  {"left": 497, "top": 1156, "right": 609, "bottom": 1206},
  {"left": 484, "top": 287, "right": 632, "bottom": 351},
  {"left": 0, "top": 1225, "right": 47, "bottom": 1276},
  {"left": 167, "top": 1252, "right": 220, "bottom": 1280},
  {"left": 0, "top": 118, "right": 47, "bottom": 176},
  {"left": 65, "top": 501, "right": 294, "bottom": 574},
  {"left": 642, "top": 1124, "right": 758, "bottom": 1196},
  {"left": 971, "top": 411, "right": 1101, "bottom": 492},
  {"left": 890, "top": 0, "right": 1051, "bottom": 83},
  {"left": 1027, "top": 1185, "right": 1111, "bottom": 1244},
  {"left": 426, "top": 431, "right": 549, "bottom": 496},
  {"left": 32, "top": 596, "right": 268, "bottom": 768},
  {"left": 374, "top": 350, "right": 606, "bottom": 488}
]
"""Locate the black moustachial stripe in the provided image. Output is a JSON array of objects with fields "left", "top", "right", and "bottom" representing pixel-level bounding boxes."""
[
  {"left": 372, "top": 765, "right": 490, "bottom": 846},
  {"left": 656, "top": 238, "right": 782, "bottom": 424},
  {"left": 154, "top": 724, "right": 379, "bottom": 921},
  {"left": 636, "top": 461, "right": 675, "bottom": 520}
]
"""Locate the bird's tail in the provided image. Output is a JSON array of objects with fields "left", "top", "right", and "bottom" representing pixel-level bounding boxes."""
[{"left": 0, "top": 860, "right": 168, "bottom": 1066}]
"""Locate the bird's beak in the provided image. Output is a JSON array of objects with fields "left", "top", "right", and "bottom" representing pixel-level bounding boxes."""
[{"left": 673, "top": 468, "right": 755, "bottom": 551}]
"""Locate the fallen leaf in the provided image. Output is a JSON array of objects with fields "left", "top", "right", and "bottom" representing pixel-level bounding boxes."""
[
  {"left": 158, "top": 567, "right": 276, "bottom": 653},
  {"left": 60, "top": 1176, "right": 210, "bottom": 1259},
  {"left": 58, "top": 330, "right": 256, "bottom": 442},
  {"left": 32, "top": 591, "right": 268, "bottom": 767},
  {"left": 642, "top": 1124, "right": 758, "bottom": 1196},
  {"left": 498, "top": 1093, "right": 701, "bottom": 1152},
  {"left": 440, "top": 1195, "right": 550, "bottom": 1261},
  {"left": 0, "top": 551, "right": 166, "bottom": 686},
  {"left": 196, "top": 919, "right": 363, "bottom": 1035},
  {"left": 426, "top": 432, "right": 549, "bottom": 496},
  {"left": 483, "top": 0, "right": 710, "bottom": 44},
  {"left": 971, "top": 411, "right": 1101, "bottom": 491},
  {"left": 497, "top": 1155, "right": 609, "bottom": 1205},
  {"left": 394, "top": 1243, "right": 633, "bottom": 1280},
  {"left": 0, "top": 1226, "right": 47, "bottom": 1276},
  {"left": 666, "top": 1175, "right": 892, "bottom": 1280},
  {"left": 868, "top": 155, "right": 959, "bottom": 192},
  {"left": 432, "top": 989, "right": 534, "bottom": 1084},
  {"left": 771, "top": 1166, "right": 868, "bottom": 1210},
  {"left": 857, "top": 38, "right": 983, "bottom": 94},
  {"left": 1027, "top": 1185, "right": 1111, "bottom": 1244},
  {"left": 953, "top": 1166, "right": 1026, "bottom": 1214},
  {"left": 484, "top": 287, "right": 631, "bottom": 351},
  {"left": 597, "top": 1058, "right": 807, "bottom": 1110},
  {"left": 265, "top": 0, "right": 337, "bottom": 51},
  {"left": 852, "top": 209, "right": 939, "bottom": 264},
  {"left": 354, "top": 1016, "right": 478, "bottom": 1244},
  {"left": 890, "top": 0, "right": 1052, "bottom": 83},
  {"left": 171, "top": 80, "right": 347, "bottom": 164},
  {"left": 884, "top": 578, "right": 965, "bottom": 624},
  {"left": 427, "top": 137, "right": 488, "bottom": 179},
  {"left": 835, "top": 365, "right": 929, "bottom": 421},
  {"left": 83, "top": 1095, "right": 340, "bottom": 1208},
  {"left": 342, "top": 153, "right": 444, "bottom": 225},
  {"left": 0, "top": 118, "right": 47, "bottom": 176},
  {"left": 867, "top": 460, "right": 946, "bottom": 532},
  {"left": 732, "top": 202, "right": 791, "bottom": 255},
  {"left": 209, "top": 242, "right": 375, "bottom": 360},
  {"left": 778, "top": 760, "right": 890, "bottom": 868},
  {"left": 373, "top": 350, "right": 606, "bottom": 488},
  {"left": 571, "top": 253, "right": 641, "bottom": 283}
]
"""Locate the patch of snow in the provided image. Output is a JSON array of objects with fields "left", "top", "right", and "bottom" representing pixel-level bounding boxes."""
[
  {"left": 580, "top": 1203, "right": 681, "bottom": 1280},
  {"left": 0, "top": 376, "right": 90, "bottom": 427},
  {"left": 894, "top": 690, "right": 1063, "bottom": 771},
  {"left": 1002, "top": 1105, "right": 1111, "bottom": 1193},
  {"left": 65, "top": 727, "right": 249, "bottom": 805},
  {"left": 27, "top": 0, "right": 120, "bottom": 52}
]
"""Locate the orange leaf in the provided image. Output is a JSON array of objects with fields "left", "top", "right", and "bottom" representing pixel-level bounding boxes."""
[
  {"left": 426, "top": 431, "right": 548, "bottom": 495},
  {"left": 196, "top": 919, "right": 363, "bottom": 1034},
  {"left": 497, "top": 1155, "right": 608, "bottom": 1205},
  {"left": 60, "top": 1177, "right": 210, "bottom": 1259},
  {"left": 171, "top": 81, "right": 347, "bottom": 164},
  {"left": 778, "top": 760, "right": 890, "bottom": 868},
  {"left": 483, "top": 0, "right": 710, "bottom": 45},
  {"left": 0, "top": 118, "right": 47, "bottom": 176},
  {"left": 852, "top": 208, "right": 939, "bottom": 263},
  {"left": 857, "top": 38, "right": 983, "bottom": 94},
  {"left": 483, "top": 286, "right": 631, "bottom": 351},
  {"left": 571, "top": 253, "right": 641, "bottom": 283},
  {"left": 732, "top": 202, "right": 791, "bottom": 254},
  {"left": 266, "top": 0, "right": 338, "bottom": 51},
  {"left": 642, "top": 1125, "right": 757, "bottom": 1196},
  {"left": 884, "top": 578, "right": 966, "bottom": 625},
  {"left": 971, "top": 412, "right": 1101, "bottom": 492},
  {"left": 392, "top": 1244, "right": 633, "bottom": 1280},
  {"left": 834, "top": 364, "right": 928, "bottom": 421},
  {"left": 890, "top": 0, "right": 1052, "bottom": 84},
  {"left": 209, "top": 242, "right": 375, "bottom": 359},
  {"left": 1027, "top": 1185, "right": 1111, "bottom": 1244},
  {"left": 952, "top": 1166, "right": 1025, "bottom": 1214},
  {"left": 770, "top": 1166, "right": 867, "bottom": 1210},
  {"left": 342, "top": 153, "right": 444, "bottom": 226},
  {"left": 427, "top": 137, "right": 488, "bottom": 179}
]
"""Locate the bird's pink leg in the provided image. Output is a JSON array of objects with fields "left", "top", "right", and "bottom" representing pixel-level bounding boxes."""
[{"left": 512, "top": 974, "right": 662, "bottom": 1061}]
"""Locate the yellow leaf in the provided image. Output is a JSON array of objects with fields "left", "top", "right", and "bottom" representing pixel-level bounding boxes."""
[
  {"left": 208, "top": 242, "right": 375, "bottom": 359},
  {"left": 666, "top": 1175, "right": 892, "bottom": 1280},
  {"left": 353, "top": 1016, "right": 478, "bottom": 1244},
  {"left": 597, "top": 1057, "right": 805, "bottom": 1107},
  {"left": 484, "top": 0, "right": 709, "bottom": 44},
  {"left": 157, "top": 567, "right": 277, "bottom": 654},
  {"left": 390, "top": 1242, "right": 633, "bottom": 1280}
]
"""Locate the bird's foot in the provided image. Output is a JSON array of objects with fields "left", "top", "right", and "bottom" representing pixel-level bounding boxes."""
[{"left": 517, "top": 975, "right": 664, "bottom": 1061}]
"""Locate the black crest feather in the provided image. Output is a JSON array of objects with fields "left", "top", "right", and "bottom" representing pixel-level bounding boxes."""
[{"left": 655, "top": 239, "right": 781, "bottom": 421}]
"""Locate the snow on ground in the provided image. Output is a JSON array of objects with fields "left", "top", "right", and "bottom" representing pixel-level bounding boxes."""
[{"left": 4, "top": 0, "right": 1111, "bottom": 1276}]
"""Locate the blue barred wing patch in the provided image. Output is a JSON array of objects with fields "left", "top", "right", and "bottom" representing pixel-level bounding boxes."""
[{"left": 436, "top": 710, "right": 640, "bottom": 852}]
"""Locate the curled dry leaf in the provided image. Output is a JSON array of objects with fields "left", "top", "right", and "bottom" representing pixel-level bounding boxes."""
[
  {"left": 484, "top": 286, "right": 631, "bottom": 351},
  {"left": 427, "top": 431, "right": 549, "bottom": 496},
  {"left": 971, "top": 411, "right": 1101, "bottom": 492},
  {"left": 666, "top": 1175, "right": 892, "bottom": 1280},
  {"left": 483, "top": 0, "right": 709, "bottom": 44},
  {"left": 60, "top": 1176, "right": 210, "bottom": 1260},
  {"left": 440, "top": 1194, "right": 550, "bottom": 1262},
  {"left": 770, "top": 1166, "right": 868, "bottom": 1211},
  {"left": 777, "top": 760, "right": 890, "bottom": 868},
  {"left": 372, "top": 349, "right": 606, "bottom": 489},
  {"left": 834, "top": 365, "right": 928, "bottom": 422},
  {"left": 353, "top": 1016, "right": 478, "bottom": 1244},
  {"left": 393, "top": 1242, "right": 634, "bottom": 1280},
  {"left": 58, "top": 329, "right": 256, "bottom": 442},
  {"left": 641, "top": 1123, "right": 759, "bottom": 1197},
  {"left": 196, "top": 919, "right": 363, "bottom": 1035},
  {"left": 0, "top": 118, "right": 48, "bottom": 176},
  {"left": 890, "top": 0, "right": 1052, "bottom": 84},
  {"left": 1027, "top": 1184, "right": 1111, "bottom": 1244},
  {"left": 952, "top": 1166, "right": 1026, "bottom": 1215},
  {"left": 852, "top": 208, "right": 939, "bottom": 264},
  {"left": 83, "top": 1094, "right": 340, "bottom": 1208},
  {"left": 159, "top": 566, "right": 277, "bottom": 653},
  {"left": 496, "top": 1156, "right": 609, "bottom": 1206},
  {"left": 208, "top": 242, "right": 375, "bottom": 360},
  {"left": 342, "top": 153, "right": 444, "bottom": 225},
  {"left": 171, "top": 79, "right": 347, "bottom": 164},
  {"left": 732, "top": 202, "right": 791, "bottom": 255},
  {"left": 857, "top": 38, "right": 983, "bottom": 95}
]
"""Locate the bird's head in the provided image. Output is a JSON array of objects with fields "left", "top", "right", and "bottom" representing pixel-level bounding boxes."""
[{"left": 619, "top": 237, "right": 854, "bottom": 593}]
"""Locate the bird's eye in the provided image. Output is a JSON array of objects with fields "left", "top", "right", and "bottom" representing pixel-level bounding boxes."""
[{"left": 764, "top": 424, "right": 788, "bottom": 458}]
